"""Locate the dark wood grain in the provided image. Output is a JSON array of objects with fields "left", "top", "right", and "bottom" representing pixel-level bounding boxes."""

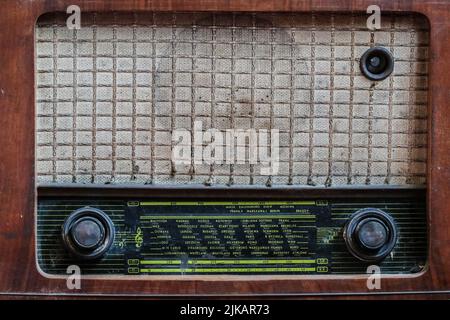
[{"left": 1, "top": 0, "right": 450, "bottom": 298}]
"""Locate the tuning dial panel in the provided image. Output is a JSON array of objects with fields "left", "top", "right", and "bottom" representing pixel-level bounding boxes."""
[
  {"left": 37, "top": 195, "right": 425, "bottom": 276},
  {"left": 343, "top": 208, "right": 398, "bottom": 262},
  {"left": 61, "top": 207, "right": 115, "bottom": 261}
]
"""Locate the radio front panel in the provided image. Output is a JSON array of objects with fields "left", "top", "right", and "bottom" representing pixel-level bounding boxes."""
[
  {"left": 2, "top": 0, "right": 450, "bottom": 298},
  {"left": 34, "top": 10, "right": 429, "bottom": 281}
]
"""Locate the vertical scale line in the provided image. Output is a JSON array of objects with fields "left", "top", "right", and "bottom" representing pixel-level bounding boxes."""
[
  {"left": 207, "top": 13, "right": 217, "bottom": 185},
  {"left": 249, "top": 13, "right": 256, "bottom": 185},
  {"left": 326, "top": 14, "right": 335, "bottom": 187},
  {"left": 131, "top": 13, "right": 138, "bottom": 181},
  {"left": 407, "top": 16, "right": 416, "bottom": 185},
  {"left": 366, "top": 29, "right": 376, "bottom": 185},
  {"left": 170, "top": 13, "right": 177, "bottom": 179},
  {"left": 288, "top": 13, "right": 295, "bottom": 185},
  {"left": 190, "top": 14, "right": 197, "bottom": 182},
  {"left": 111, "top": 13, "right": 118, "bottom": 183},
  {"left": 91, "top": 13, "right": 98, "bottom": 183},
  {"left": 267, "top": 13, "right": 276, "bottom": 187},
  {"left": 228, "top": 13, "right": 236, "bottom": 186},
  {"left": 385, "top": 16, "right": 396, "bottom": 184},
  {"left": 51, "top": 21, "right": 58, "bottom": 182},
  {"left": 71, "top": 22, "right": 78, "bottom": 183},
  {"left": 307, "top": 13, "right": 316, "bottom": 186},
  {"left": 347, "top": 14, "right": 355, "bottom": 185},
  {"left": 149, "top": 12, "right": 156, "bottom": 184}
]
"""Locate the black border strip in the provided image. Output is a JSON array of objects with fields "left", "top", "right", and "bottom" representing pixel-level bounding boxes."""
[{"left": 38, "top": 185, "right": 426, "bottom": 200}]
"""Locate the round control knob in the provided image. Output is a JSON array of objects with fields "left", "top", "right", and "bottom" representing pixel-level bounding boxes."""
[
  {"left": 71, "top": 217, "right": 105, "bottom": 250},
  {"left": 356, "top": 218, "right": 388, "bottom": 250},
  {"left": 343, "top": 208, "right": 397, "bottom": 262},
  {"left": 360, "top": 47, "right": 394, "bottom": 81},
  {"left": 62, "top": 207, "right": 114, "bottom": 260}
]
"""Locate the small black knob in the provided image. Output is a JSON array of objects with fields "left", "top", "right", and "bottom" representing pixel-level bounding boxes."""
[
  {"left": 71, "top": 217, "right": 105, "bottom": 250},
  {"left": 343, "top": 208, "right": 397, "bottom": 262},
  {"left": 356, "top": 218, "right": 388, "bottom": 250},
  {"left": 360, "top": 47, "right": 394, "bottom": 81},
  {"left": 62, "top": 207, "right": 114, "bottom": 260}
]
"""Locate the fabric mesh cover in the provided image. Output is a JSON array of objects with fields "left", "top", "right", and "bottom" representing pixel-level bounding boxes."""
[{"left": 36, "top": 12, "right": 428, "bottom": 186}]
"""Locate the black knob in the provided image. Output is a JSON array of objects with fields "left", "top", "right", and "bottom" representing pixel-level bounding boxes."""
[
  {"left": 343, "top": 208, "right": 397, "bottom": 262},
  {"left": 62, "top": 207, "right": 114, "bottom": 260},
  {"left": 71, "top": 217, "right": 105, "bottom": 250},
  {"left": 360, "top": 47, "right": 394, "bottom": 81}
]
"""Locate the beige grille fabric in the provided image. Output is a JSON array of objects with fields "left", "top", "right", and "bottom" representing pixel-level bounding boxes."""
[{"left": 36, "top": 12, "right": 428, "bottom": 186}]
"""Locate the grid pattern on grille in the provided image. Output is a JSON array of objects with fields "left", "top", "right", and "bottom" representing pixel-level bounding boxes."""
[{"left": 35, "top": 12, "right": 429, "bottom": 186}]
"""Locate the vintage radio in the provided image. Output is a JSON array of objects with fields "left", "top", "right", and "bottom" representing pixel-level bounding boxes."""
[{"left": 0, "top": 0, "right": 449, "bottom": 298}]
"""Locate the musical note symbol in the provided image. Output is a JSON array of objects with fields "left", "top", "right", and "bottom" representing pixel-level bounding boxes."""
[{"left": 135, "top": 227, "right": 143, "bottom": 248}]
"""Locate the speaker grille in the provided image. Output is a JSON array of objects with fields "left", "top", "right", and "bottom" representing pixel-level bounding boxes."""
[{"left": 36, "top": 12, "right": 428, "bottom": 186}]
